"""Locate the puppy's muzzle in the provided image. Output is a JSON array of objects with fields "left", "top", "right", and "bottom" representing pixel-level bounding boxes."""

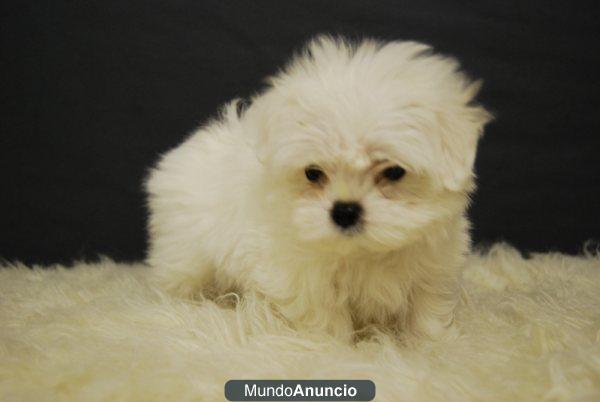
[{"left": 331, "top": 201, "right": 362, "bottom": 229}]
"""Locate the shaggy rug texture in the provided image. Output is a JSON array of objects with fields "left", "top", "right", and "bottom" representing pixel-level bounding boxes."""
[{"left": 1, "top": 244, "right": 599, "bottom": 402}]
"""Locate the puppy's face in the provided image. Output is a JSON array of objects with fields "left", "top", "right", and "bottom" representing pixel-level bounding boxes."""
[{"left": 248, "top": 38, "right": 490, "bottom": 254}]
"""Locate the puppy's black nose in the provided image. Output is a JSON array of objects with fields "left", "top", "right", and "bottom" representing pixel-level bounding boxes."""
[{"left": 331, "top": 201, "right": 362, "bottom": 229}]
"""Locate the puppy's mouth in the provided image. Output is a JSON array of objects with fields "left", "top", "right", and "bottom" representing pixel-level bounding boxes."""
[{"left": 335, "top": 222, "right": 364, "bottom": 237}]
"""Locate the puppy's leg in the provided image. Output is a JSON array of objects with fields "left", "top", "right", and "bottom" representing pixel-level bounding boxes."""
[{"left": 409, "top": 283, "right": 458, "bottom": 340}]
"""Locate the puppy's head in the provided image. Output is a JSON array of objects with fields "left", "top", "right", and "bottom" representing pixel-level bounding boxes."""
[{"left": 245, "top": 36, "right": 491, "bottom": 253}]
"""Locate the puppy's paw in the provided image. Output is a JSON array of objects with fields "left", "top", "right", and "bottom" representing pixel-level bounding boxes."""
[
  {"left": 412, "top": 311, "right": 459, "bottom": 341},
  {"left": 420, "top": 319, "right": 459, "bottom": 341},
  {"left": 279, "top": 303, "right": 355, "bottom": 342},
  {"left": 149, "top": 267, "right": 216, "bottom": 301}
]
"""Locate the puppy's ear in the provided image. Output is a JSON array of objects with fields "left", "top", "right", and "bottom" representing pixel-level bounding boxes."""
[
  {"left": 247, "top": 92, "right": 301, "bottom": 166},
  {"left": 250, "top": 101, "right": 273, "bottom": 165},
  {"left": 435, "top": 81, "right": 492, "bottom": 192}
]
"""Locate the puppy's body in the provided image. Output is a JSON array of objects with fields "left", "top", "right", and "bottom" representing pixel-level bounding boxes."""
[{"left": 146, "top": 37, "right": 490, "bottom": 340}]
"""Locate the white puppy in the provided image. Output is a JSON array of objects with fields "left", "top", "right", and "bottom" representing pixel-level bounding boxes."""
[{"left": 146, "top": 36, "right": 491, "bottom": 341}]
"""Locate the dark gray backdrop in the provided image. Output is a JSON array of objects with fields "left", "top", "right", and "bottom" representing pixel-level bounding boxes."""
[{"left": 2, "top": 1, "right": 599, "bottom": 265}]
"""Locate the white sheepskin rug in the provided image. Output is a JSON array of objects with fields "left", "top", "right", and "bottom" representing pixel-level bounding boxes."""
[{"left": 1, "top": 244, "right": 599, "bottom": 402}]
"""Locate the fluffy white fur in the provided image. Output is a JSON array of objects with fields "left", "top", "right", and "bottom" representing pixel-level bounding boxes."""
[
  {"left": 1, "top": 245, "right": 599, "bottom": 401},
  {"left": 146, "top": 36, "right": 492, "bottom": 340}
]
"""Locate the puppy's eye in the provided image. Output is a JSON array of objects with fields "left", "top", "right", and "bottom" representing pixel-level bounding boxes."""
[
  {"left": 381, "top": 165, "right": 406, "bottom": 182},
  {"left": 305, "top": 167, "right": 325, "bottom": 183}
]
